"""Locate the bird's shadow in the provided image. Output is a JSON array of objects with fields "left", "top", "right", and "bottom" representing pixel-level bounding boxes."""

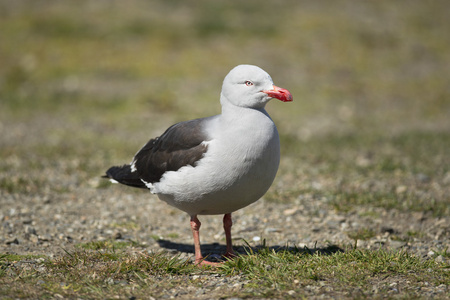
[{"left": 157, "top": 239, "right": 344, "bottom": 263}]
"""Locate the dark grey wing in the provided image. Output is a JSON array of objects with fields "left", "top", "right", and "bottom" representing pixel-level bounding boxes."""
[{"left": 131, "top": 116, "right": 213, "bottom": 184}]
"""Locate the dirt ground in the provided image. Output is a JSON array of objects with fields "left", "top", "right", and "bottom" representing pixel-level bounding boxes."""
[
  {"left": 1, "top": 183, "right": 449, "bottom": 260},
  {"left": 1, "top": 172, "right": 449, "bottom": 298}
]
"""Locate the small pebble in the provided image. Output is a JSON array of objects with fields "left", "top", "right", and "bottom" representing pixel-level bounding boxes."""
[
  {"left": 264, "top": 227, "right": 281, "bottom": 233},
  {"left": 395, "top": 186, "right": 407, "bottom": 194},
  {"left": 389, "top": 240, "right": 406, "bottom": 250},
  {"left": 5, "top": 238, "right": 19, "bottom": 245},
  {"left": 283, "top": 208, "right": 298, "bottom": 216},
  {"left": 435, "top": 255, "right": 444, "bottom": 263}
]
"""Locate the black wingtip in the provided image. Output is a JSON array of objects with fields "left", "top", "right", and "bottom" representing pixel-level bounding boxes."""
[{"left": 102, "top": 165, "right": 147, "bottom": 189}]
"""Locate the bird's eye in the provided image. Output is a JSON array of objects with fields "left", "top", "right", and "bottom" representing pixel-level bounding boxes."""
[{"left": 245, "top": 81, "right": 254, "bottom": 86}]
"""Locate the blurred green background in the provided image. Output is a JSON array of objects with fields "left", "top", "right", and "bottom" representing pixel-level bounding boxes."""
[{"left": 1, "top": 0, "right": 449, "bottom": 215}]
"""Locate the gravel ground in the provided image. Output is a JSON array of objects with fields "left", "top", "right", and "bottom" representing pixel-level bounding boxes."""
[
  {"left": 1, "top": 184, "right": 448, "bottom": 258},
  {"left": 1, "top": 179, "right": 449, "bottom": 281},
  {"left": 1, "top": 121, "right": 449, "bottom": 299}
]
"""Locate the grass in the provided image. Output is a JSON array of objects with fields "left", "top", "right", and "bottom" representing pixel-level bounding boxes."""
[
  {"left": 1, "top": 245, "right": 448, "bottom": 299},
  {"left": 347, "top": 228, "right": 377, "bottom": 246},
  {"left": 76, "top": 240, "right": 144, "bottom": 251},
  {"left": 221, "top": 246, "right": 449, "bottom": 298},
  {"left": 0, "top": 254, "right": 46, "bottom": 278},
  {"left": 269, "top": 130, "right": 450, "bottom": 217},
  {"left": 0, "top": 250, "right": 197, "bottom": 299}
]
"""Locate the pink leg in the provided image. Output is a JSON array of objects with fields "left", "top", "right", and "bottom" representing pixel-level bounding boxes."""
[
  {"left": 223, "top": 213, "right": 236, "bottom": 258},
  {"left": 190, "top": 215, "right": 217, "bottom": 266}
]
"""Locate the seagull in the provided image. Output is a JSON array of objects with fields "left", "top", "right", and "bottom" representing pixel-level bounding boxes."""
[{"left": 104, "top": 64, "right": 292, "bottom": 265}]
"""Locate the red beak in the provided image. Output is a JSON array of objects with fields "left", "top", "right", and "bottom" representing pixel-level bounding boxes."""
[{"left": 263, "top": 85, "right": 293, "bottom": 102}]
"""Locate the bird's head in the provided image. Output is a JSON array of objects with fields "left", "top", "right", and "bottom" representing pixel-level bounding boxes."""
[{"left": 221, "top": 64, "right": 293, "bottom": 109}]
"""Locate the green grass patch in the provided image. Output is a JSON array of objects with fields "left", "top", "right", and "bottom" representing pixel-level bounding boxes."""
[
  {"left": 220, "top": 247, "right": 449, "bottom": 298},
  {"left": 0, "top": 254, "right": 46, "bottom": 278},
  {"left": 347, "top": 228, "right": 377, "bottom": 244},
  {"left": 1, "top": 246, "right": 448, "bottom": 299},
  {"left": 330, "top": 190, "right": 449, "bottom": 218},
  {"left": 76, "top": 240, "right": 144, "bottom": 251},
  {"left": 166, "top": 233, "right": 180, "bottom": 239},
  {"left": 2, "top": 250, "right": 196, "bottom": 299},
  {"left": 0, "top": 175, "right": 54, "bottom": 195},
  {"left": 0, "top": 254, "right": 46, "bottom": 262},
  {"left": 274, "top": 130, "right": 450, "bottom": 217},
  {"left": 110, "top": 221, "right": 140, "bottom": 230}
]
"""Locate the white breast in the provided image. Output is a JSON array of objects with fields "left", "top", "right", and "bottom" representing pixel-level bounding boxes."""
[{"left": 152, "top": 107, "right": 280, "bottom": 216}]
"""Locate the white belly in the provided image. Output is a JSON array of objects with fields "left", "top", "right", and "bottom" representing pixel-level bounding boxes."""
[{"left": 152, "top": 109, "right": 280, "bottom": 216}]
